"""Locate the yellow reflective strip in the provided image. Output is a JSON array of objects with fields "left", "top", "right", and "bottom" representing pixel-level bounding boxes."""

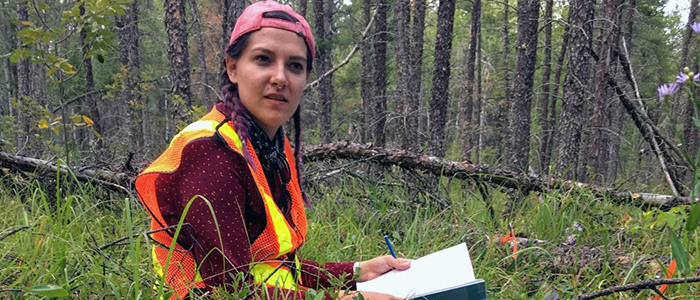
[
  {"left": 260, "top": 190, "right": 293, "bottom": 255},
  {"left": 250, "top": 263, "right": 297, "bottom": 290},
  {"left": 152, "top": 246, "right": 164, "bottom": 277},
  {"left": 218, "top": 122, "right": 242, "bottom": 150},
  {"left": 169, "top": 120, "right": 217, "bottom": 147}
]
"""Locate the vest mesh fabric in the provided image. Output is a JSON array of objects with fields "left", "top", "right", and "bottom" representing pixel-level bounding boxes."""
[{"left": 136, "top": 107, "right": 308, "bottom": 299}]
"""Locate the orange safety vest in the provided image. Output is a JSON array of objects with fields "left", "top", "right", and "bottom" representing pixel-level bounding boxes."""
[{"left": 135, "top": 107, "right": 309, "bottom": 299}]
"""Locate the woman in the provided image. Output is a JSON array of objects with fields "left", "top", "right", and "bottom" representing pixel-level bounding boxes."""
[{"left": 135, "top": 1, "right": 409, "bottom": 299}]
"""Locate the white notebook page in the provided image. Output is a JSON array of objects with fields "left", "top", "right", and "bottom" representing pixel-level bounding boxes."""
[{"left": 356, "top": 243, "right": 476, "bottom": 298}]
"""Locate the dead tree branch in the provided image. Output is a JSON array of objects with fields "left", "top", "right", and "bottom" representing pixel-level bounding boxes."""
[
  {"left": 572, "top": 276, "right": 700, "bottom": 300},
  {"left": 304, "top": 141, "right": 697, "bottom": 207},
  {"left": 305, "top": 10, "right": 377, "bottom": 90},
  {"left": 0, "top": 151, "right": 131, "bottom": 193}
]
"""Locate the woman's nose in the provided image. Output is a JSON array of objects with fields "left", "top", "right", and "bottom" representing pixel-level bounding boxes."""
[{"left": 270, "top": 63, "right": 288, "bottom": 89}]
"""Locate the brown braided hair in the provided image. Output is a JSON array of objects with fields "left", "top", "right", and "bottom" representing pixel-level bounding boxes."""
[{"left": 220, "top": 11, "right": 313, "bottom": 205}]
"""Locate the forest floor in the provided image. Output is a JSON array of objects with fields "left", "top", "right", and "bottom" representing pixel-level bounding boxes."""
[{"left": 0, "top": 167, "right": 697, "bottom": 299}]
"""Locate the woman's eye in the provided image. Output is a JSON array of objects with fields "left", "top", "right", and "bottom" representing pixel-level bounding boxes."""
[
  {"left": 289, "top": 62, "right": 304, "bottom": 72},
  {"left": 255, "top": 55, "right": 270, "bottom": 63}
]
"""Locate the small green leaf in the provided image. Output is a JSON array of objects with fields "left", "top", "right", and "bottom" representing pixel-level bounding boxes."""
[
  {"left": 693, "top": 116, "right": 700, "bottom": 128},
  {"left": 97, "top": 54, "right": 105, "bottom": 63},
  {"left": 71, "top": 115, "right": 82, "bottom": 124},
  {"left": 90, "top": 129, "right": 102, "bottom": 139},
  {"left": 670, "top": 231, "right": 691, "bottom": 275},
  {"left": 112, "top": 5, "right": 126, "bottom": 15},
  {"left": 10, "top": 51, "right": 21, "bottom": 63},
  {"left": 71, "top": 5, "right": 80, "bottom": 17},
  {"left": 27, "top": 284, "right": 69, "bottom": 297},
  {"left": 694, "top": 180, "right": 700, "bottom": 198}
]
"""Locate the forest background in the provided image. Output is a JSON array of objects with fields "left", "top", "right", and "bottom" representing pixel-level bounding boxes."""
[{"left": 3, "top": 0, "right": 700, "bottom": 299}]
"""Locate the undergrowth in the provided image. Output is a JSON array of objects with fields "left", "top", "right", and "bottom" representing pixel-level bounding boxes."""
[{"left": 0, "top": 168, "right": 697, "bottom": 299}]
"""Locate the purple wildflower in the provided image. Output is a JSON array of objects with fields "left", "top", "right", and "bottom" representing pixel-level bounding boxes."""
[
  {"left": 677, "top": 71, "right": 691, "bottom": 83},
  {"left": 692, "top": 22, "right": 700, "bottom": 33},
  {"left": 658, "top": 83, "right": 678, "bottom": 101},
  {"left": 695, "top": 73, "right": 700, "bottom": 82}
]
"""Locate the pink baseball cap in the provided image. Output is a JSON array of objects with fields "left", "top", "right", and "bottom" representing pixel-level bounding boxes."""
[{"left": 228, "top": 1, "right": 315, "bottom": 61}]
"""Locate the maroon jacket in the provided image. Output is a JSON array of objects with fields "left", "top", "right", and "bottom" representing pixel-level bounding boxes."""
[{"left": 153, "top": 106, "right": 356, "bottom": 298}]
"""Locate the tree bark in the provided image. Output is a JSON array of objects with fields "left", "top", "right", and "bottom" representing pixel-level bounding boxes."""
[
  {"left": 221, "top": 0, "right": 245, "bottom": 50},
  {"left": 314, "top": 0, "right": 334, "bottom": 143},
  {"left": 128, "top": 0, "right": 143, "bottom": 149},
  {"left": 303, "top": 142, "right": 697, "bottom": 208},
  {"left": 681, "top": 1, "right": 700, "bottom": 181},
  {"left": 361, "top": 0, "right": 373, "bottom": 143},
  {"left": 507, "top": 0, "right": 540, "bottom": 172},
  {"left": 298, "top": 0, "right": 308, "bottom": 17},
  {"left": 396, "top": 0, "right": 411, "bottom": 150},
  {"left": 164, "top": 0, "right": 192, "bottom": 134},
  {"left": 462, "top": 0, "right": 480, "bottom": 159},
  {"left": 427, "top": 0, "right": 456, "bottom": 157},
  {"left": 541, "top": 14, "right": 571, "bottom": 174},
  {"left": 538, "top": 0, "right": 554, "bottom": 173},
  {"left": 584, "top": 0, "right": 622, "bottom": 183},
  {"left": 79, "top": 2, "right": 102, "bottom": 144},
  {"left": 500, "top": 0, "right": 511, "bottom": 158},
  {"left": 188, "top": 0, "right": 213, "bottom": 108},
  {"left": 15, "top": 0, "right": 30, "bottom": 152},
  {"left": 408, "top": 0, "right": 425, "bottom": 151},
  {"left": 555, "top": 0, "right": 595, "bottom": 179},
  {"left": 372, "top": 0, "right": 388, "bottom": 147}
]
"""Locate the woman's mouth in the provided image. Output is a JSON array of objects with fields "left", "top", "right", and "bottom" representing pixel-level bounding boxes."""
[{"left": 265, "top": 94, "right": 287, "bottom": 102}]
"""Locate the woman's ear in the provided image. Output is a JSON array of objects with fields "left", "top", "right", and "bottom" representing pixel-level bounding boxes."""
[{"left": 225, "top": 56, "right": 238, "bottom": 84}]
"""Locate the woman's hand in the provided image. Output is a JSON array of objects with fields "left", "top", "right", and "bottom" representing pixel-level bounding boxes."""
[
  {"left": 337, "top": 291, "right": 404, "bottom": 300},
  {"left": 356, "top": 255, "right": 411, "bottom": 282}
]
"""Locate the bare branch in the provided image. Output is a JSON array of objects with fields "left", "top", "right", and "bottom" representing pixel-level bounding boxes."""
[{"left": 305, "top": 10, "right": 377, "bottom": 91}]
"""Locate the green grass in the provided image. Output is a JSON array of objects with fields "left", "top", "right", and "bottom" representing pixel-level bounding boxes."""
[{"left": 0, "top": 169, "right": 698, "bottom": 299}]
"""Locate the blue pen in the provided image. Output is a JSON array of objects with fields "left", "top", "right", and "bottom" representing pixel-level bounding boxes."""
[{"left": 382, "top": 229, "right": 397, "bottom": 258}]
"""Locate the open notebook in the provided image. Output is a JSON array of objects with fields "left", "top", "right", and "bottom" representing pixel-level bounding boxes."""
[{"left": 356, "top": 243, "right": 487, "bottom": 299}]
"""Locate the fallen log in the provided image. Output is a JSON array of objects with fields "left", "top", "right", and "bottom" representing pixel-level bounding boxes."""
[
  {"left": 0, "top": 144, "right": 696, "bottom": 207},
  {"left": 0, "top": 151, "right": 131, "bottom": 193},
  {"left": 304, "top": 141, "right": 698, "bottom": 207}
]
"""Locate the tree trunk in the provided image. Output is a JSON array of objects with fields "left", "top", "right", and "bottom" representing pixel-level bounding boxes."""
[
  {"left": 542, "top": 13, "right": 571, "bottom": 173},
  {"left": 221, "top": 0, "right": 245, "bottom": 50},
  {"left": 361, "top": 0, "right": 373, "bottom": 143},
  {"left": 408, "top": 0, "right": 425, "bottom": 151},
  {"left": 15, "top": 0, "right": 30, "bottom": 151},
  {"left": 188, "top": 0, "right": 213, "bottom": 108},
  {"left": 164, "top": 0, "right": 192, "bottom": 134},
  {"left": 500, "top": 0, "right": 511, "bottom": 158},
  {"left": 585, "top": 0, "right": 622, "bottom": 183},
  {"left": 314, "top": 0, "right": 334, "bottom": 143},
  {"left": 462, "top": 0, "right": 480, "bottom": 159},
  {"left": 555, "top": 0, "right": 595, "bottom": 179},
  {"left": 299, "top": 0, "right": 308, "bottom": 17},
  {"left": 474, "top": 26, "right": 483, "bottom": 164},
  {"left": 79, "top": 2, "right": 102, "bottom": 143},
  {"left": 538, "top": 0, "right": 554, "bottom": 173},
  {"left": 507, "top": 0, "right": 540, "bottom": 173},
  {"left": 606, "top": 0, "right": 637, "bottom": 184},
  {"left": 427, "top": 0, "right": 456, "bottom": 157},
  {"left": 396, "top": 0, "right": 411, "bottom": 149},
  {"left": 372, "top": 0, "right": 388, "bottom": 147},
  {"left": 128, "top": 0, "right": 143, "bottom": 149},
  {"left": 682, "top": 1, "right": 700, "bottom": 181}
]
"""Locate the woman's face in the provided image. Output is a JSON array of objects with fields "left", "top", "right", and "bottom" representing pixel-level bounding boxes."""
[{"left": 226, "top": 27, "right": 310, "bottom": 138}]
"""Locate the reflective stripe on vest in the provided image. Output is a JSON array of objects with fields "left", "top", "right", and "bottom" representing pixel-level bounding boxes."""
[{"left": 135, "top": 107, "right": 308, "bottom": 299}]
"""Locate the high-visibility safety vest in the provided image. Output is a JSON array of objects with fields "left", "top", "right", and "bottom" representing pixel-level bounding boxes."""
[{"left": 135, "top": 107, "right": 309, "bottom": 299}]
